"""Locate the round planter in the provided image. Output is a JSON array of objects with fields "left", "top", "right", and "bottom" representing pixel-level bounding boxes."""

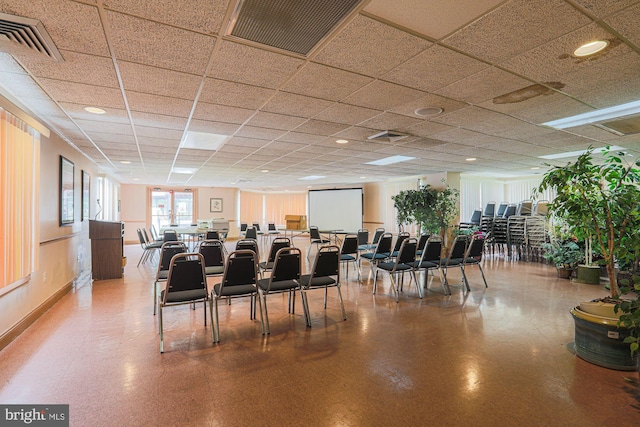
[
  {"left": 574, "top": 264, "right": 601, "bottom": 285},
  {"left": 556, "top": 267, "right": 573, "bottom": 279},
  {"left": 570, "top": 307, "right": 639, "bottom": 371}
]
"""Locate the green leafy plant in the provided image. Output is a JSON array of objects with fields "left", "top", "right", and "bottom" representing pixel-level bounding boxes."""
[{"left": 542, "top": 239, "right": 584, "bottom": 269}]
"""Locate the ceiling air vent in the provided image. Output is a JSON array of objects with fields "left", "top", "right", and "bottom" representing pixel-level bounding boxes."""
[
  {"left": 226, "top": 0, "right": 364, "bottom": 56},
  {"left": 0, "top": 12, "right": 63, "bottom": 61},
  {"left": 368, "top": 130, "right": 409, "bottom": 142},
  {"left": 595, "top": 115, "right": 640, "bottom": 136}
]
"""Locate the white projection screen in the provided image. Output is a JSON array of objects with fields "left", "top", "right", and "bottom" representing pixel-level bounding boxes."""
[{"left": 308, "top": 188, "right": 363, "bottom": 233}]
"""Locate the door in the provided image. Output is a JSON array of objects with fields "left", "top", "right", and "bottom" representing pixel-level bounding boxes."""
[{"left": 151, "top": 189, "right": 195, "bottom": 231}]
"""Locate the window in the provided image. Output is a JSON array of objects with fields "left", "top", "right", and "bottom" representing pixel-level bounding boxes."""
[
  {"left": 0, "top": 108, "right": 40, "bottom": 290},
  {"left": 150, "top": 188, "right": 196, "bottom": 230},
  {"left": 96, "top": 175, "right": 120, "bottom": 222}
]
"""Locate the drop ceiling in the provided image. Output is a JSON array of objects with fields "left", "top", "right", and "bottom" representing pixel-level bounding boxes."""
[{"left": 0, "top": 0, "right": 639, "bottom": 189}]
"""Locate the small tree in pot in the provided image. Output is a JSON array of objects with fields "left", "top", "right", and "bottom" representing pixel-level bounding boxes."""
[{"left": 536, "top": 147, "right": 640, "bottom": 364}]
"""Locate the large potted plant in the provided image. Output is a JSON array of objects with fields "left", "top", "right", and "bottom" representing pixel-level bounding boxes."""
[
  {"left": 542, "top": 238, "right": 584, "bottom": 278},
  {"left": 536, "top": 147, "right": 640, "bottom": 370}
]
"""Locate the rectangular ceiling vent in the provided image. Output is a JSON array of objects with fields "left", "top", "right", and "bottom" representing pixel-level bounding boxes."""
[
  {"left": 595, "top": 115, "right": 640, "bottom": 136},
  {"left": 0, "top": 12, "right": 63, "bottom": 61},
  {"left": 226, "top": 0, "right": 364, "bottom": 56},
  {"left": 368, "top": 130, "right": 409, "bottom": 142}
]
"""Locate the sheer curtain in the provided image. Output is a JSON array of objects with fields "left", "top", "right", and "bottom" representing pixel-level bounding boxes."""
[
  {"left": 384, "top": 179, "right": 418, "bottom": 234},
  {"left": 1, "top": 108, "right": 40, "bottom": 289},
  {"left": 264, "top": 192, "right": 306, "bottom": 226},
  {"left": 239, "top": 191, "right": 264, "bottom": 225}
]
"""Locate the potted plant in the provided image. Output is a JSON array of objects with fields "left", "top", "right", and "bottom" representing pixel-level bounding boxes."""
[
  {"left": 542, "top": 238, "right": 584, "bottom": 278},
  {"left": 536, "top": 147, "right": 640, "bottom": 370}
]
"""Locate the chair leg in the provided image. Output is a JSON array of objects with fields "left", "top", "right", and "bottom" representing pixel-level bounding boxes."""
[
  {"left": 214, "top": 299, "right": 220, "bottom": 343},
  {"left": 478, "top": 264, "right": 488, "bottom": 287},
  {"left": 389, "top": 272, "right": 399, "bottom": 303},
  {"left": 262, "top": 293, "right": 270, "bottom": 335},
  {"left": 337, "top": 285, "right": 346, "bottom": 320},
  {"left": 159, "top": 305, "right": 164, "bottom": 353},
  {"left": 256, "top": 292, "right": 265, "bottom": 335},
  {"left": 324, "top": 287, "right": 327, "bottom": 309},
  {"left": 460, "top": 266, "right": 470, "bottom": 292},
  {"left": 301, "top": 289, "right": 311, "bottom": 327}
]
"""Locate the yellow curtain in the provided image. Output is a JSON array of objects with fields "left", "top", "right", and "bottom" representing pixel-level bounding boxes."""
[
  {"left": 239, "top": 191, "right": 264, "bottom": 224},
  {"left": 264, "top": 192, "right": 306, "bottom": 226},
  {"left": 1, "top": 108, "right": 40, "bottom": 289}
]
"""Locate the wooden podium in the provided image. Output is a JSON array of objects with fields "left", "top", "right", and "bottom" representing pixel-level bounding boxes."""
[{"left": 89, "top": 220, "right": 124, "bottom": 280}]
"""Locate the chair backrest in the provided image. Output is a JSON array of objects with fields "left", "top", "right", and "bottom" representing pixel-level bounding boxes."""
[
  {"left": 469, "top": 209, "right": 482, "bottom": 225},
  {"left": 417, "top": 233, "right": 430, "bottom": 251},
  {"left": 267, "top": 237, "right": 291, "bottom": 263},
  {"left": 236, "top": 239, "right": 259, "bottom": 259},
  {"left": 206, "top": 230, "right": 220, "bottom": 240},
  {"left": 221, "top": 250, "right": 258, "bottom": 289},
  {"left": 199, "top": 239, "right": 224, "bottom": 268},
  {"left": 164, "top": 253, "right": 207, "bottom": 301},
  {"left": 448, "top": 236, "right": 468, "bottom": 261},
  {"left": 517, "top": 200, "right": 533, "bottom": 216},
  {"left": 533, "top": 200, "right": 548, "bottom": 216},
  {"left": 420, "top": 237, "right": 442, "bottom": 263},
  {"left": 484, "top": 201, "right": 496, "bottom": 217},
  {"left": 374, "top": 233, "right": 393, "bottom": 255},
  {"left": 309, "top": 226, "right": 322, "bottom": 241},
  {"left": 158, "top": 241, "right": 187, "bottom": 273},
  {"left": 240, "top": 223, "right": 248, "bottom": 232},
  {"left": 392, "top": 232, "right": 410, "bottom": 252},
  {"left": 397, "top": 238, "right": 418, "bottom": 265},
  {"left": 163, "top": 229, "right": 179, "bottom": 242},
  {"left": 372, "top": 228, "right": 385, "bottom": 244},
  {"left": 496, "top": 202, "right": 508, "bottom": 217},
  {"left": 252, "top": 222, "right": 261, "bottom": 231},
  {"left": 150, "top": 224, "right": 160, "bottom": 241},
  {"left": 340, "top": 234, "right": 358, "bottom": 255},
  {"left": 245, "top": 226, "right": 258, "bottom": 240},
  {"left": 357, "top": 228, "right": 369, "bottom": 246},
  {"left": 137, "top": 228, "right": 147, "bottom": 248},
  {"left": 503, "top": 204, "right": 517, "bottom": 218},
  {"left": 142, "top": 228, "right": 153, "bottom": 244},
  {"left": 268, "top": 223, "right": 277, "bottom": 231},
  {"left": 465, "top": 234, "right": 485, "bottom": 260},
  {"left": 267, "top": 247, "right": 301, "bottom": 289},
  {"left": 309, "top": 245, "right": 340, "bottom": 280}
]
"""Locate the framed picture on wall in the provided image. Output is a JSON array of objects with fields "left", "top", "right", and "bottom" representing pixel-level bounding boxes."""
[
  {"left": 81, "top": 170, "right": 90, "bottom": 221},
  {"left": 60, "top": 156, "right": 75, "bottom": 225},
  {"left": 210, "top": 198, "right": 223, "bottom": 213}
]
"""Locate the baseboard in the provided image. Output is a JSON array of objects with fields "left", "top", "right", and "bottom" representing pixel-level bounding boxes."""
[{"left": 0, "top": 280, "right": 73, "bottom": 352}]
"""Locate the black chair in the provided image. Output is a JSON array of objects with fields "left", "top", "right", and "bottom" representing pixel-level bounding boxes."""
[
  {"left": 206, "top": 230, "right": 220, "bottom": 240},
  {"left": 163, "top": 229, "right": 179, "bottom": 242},
  {"left": 416, "top": 233, "right": 430, "bottom": 257},
  {"left": 198, "top": 239, "right": 225, "bottom": 278},
  {"left": 373, "top": 238, "right": 419, "bottom": 302},
  {"left": 210, "top": 249, "right": 263, "bottom": 342},
  {"left": 483, "top": 201, "right": 496, "bottom": 217},
  {"left": 153, "top": 241, "right": 187, "bottom": 315},
  {"left": 299, "top": 245, "right": 346, "bottom": 327},
  {"left": 308, "top": 226, "right": 331, "bottom": 259},
  {"left": 236, "top": 239, "right": 260, "bottom": 261},
  {"left": 239, "top": 223, "right": 248, "bottom": 237},
  {"left": 257, "top": 247, "right": 302, "bottom": 335},
  {"left": 259, "top": 237, "right": 291, "bottom": 275},
  {"left": 150, "top": 224, "right": 163, "bottom": 242},
  {"left": 359, "top": 227, "right": 384, "bottom": 252},
  {"left": 356, "top": 228, "right": 369, "bottom": 251},
  {"left": 390, "top": 231, "right": 410, "bottom": 259},
  {"left": 158, "top": 253, "right": 209, "bottom": 353},
  {"left": 460, "top": 209, "right": 482, "bottom": 229},
  {"left": 245, "top": 226, "right": 258, "bottom": 240},
  {"left": 496, "top": 202, "right": 508, "bottom": 218},
  {"left": 406, "top": 236, "right": 445, "bottom": 294},
  {"left": 359, "top": 233, "right": 393, "bottom": 275},
  {"left": 137, "top": 228, "right": 161, "bottom": 267},
  {"left": 503, "top": 204, "right": 517, "bottom": 218},
  {"left": 462, "top": 234, "right": 488, "bottom": 289},
  {"left": 339, "top": 234, "right": 360, "bottom": 282},
  {"left": 440, "top": 235, "right": 469, "bottom": 294}
]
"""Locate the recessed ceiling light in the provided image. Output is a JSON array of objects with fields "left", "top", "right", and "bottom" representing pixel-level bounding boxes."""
[
  {"left": 307, "top": 186, "right": 312, "bottom": 188},
  {"left": 574, "top": 40, "right": 609, "bottom": 57},
  {"left": 366, "top": 155, "right": 416, "bottom": 166},
  {"left": 120, "top": 160, "right": 131, "bottom": 164},
  {"left": 542, "top": 100, "right": 640, "bottom": 129},
  {"left": 261, "top": 169, "right": 269, "bottom": 173},
  {"left": 538, "top": 145, "right": 625, "bottom": 160},
  {"left": 360, "top": 176, "right": 366, "bottom": 179},
  {"left": 172, "top": 167, "right": 197, "bottom": 174},
  {"left": 299, "top": 175, "right": 326, "bottom": 181},
  {"left": 466, "top": 158, "right": 476, "bottom": 161},
  {"left": 530, "top": 167, "right": 540, "bottom": 170},
  {"left": 84, "top": 106, "right": 106, "bottom": 114},
  {"left": 132, "top": 178, "right": 139, "bottom": 181},
  {"left": 336, "top": 139, "right": 349, "bottom": 144},
  {"left": 414, "top": 107, "right": 443, "bottom": 117}
]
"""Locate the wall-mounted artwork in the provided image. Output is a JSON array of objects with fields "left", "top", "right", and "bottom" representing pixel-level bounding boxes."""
[
  {"left": 210, "top": 198, "right": 223, "bottom": 213},
  {"left": 60, "top": 156, "right": 74, "bottom": 225},
  {"left": 82, "top": 170, "right": 90, "bottom": 221}
]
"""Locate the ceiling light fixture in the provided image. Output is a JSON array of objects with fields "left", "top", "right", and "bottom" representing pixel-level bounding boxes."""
[
  {"left": 538, "top": 145, "right": 625, "bottom": 160},
  {"left": 414, "top": 107, "right": 443, "bottom": 117},
  {"left": 261, "top": 169, "right": 269, "bottom": 173},
  {"left": 299, "top": 175, "right": 326, "bottom": 181},
  {"left": 466, "top": 157, "right": 476, "bottom": 161},
  {"left": 574, "top": 40, "right": 609, "bottom": 57},
  {"left": 172, "top": 167, "right": 197, "bottom": 174},
  {"left": 530, "top": 166, "right": 540, "bottom": 170},
  {"left": 542, "top": 100, "right": 640, "bottom": 129},
  {"left": 120, "top": 160, "right": 131, "bottom": 164},
  {"left": 181, "top": 131, "right": 230, "bottom": 151},
  {"left": 84, "top": 106, "right": 106, "bottom": 114},
  {"left": 365, "top": 155, "right": 416, "bottom": 166},
  {"left": 336, "top": 139, "right": 349, "bottom": 144}
]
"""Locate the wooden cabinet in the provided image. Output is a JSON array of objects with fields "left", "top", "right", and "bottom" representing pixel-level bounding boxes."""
[{"left": 89, "top": 220, "right": 124, "bottom": 280}]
